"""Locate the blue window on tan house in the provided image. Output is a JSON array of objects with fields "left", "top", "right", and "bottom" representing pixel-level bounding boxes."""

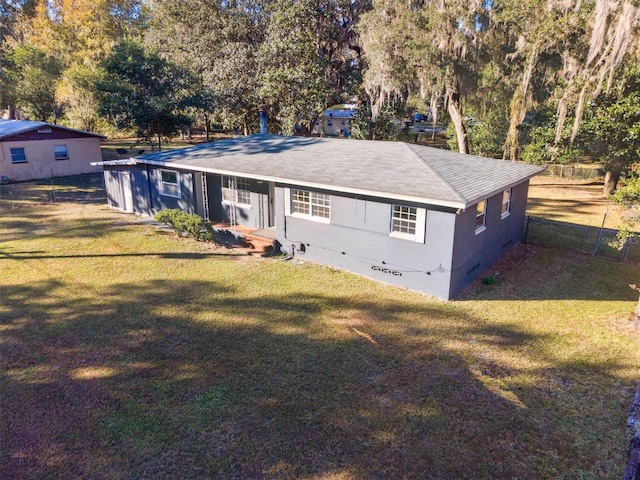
[
  {"left": 289, "top": 188, "right": 331, "bottom": 222},
  {"left": 10, "top": 147, "right": 27, "bottom": 164},
  {"left": 160, "top": 169, "right": 181, "bottom": 198},
  {"left": 390, "top": 204, "right": 426, "bottom": 243},
  {"left": 54, "top": 145, "right": 69, "bottom": 160}
]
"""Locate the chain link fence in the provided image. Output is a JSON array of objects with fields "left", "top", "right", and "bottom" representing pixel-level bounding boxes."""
[
  {"left": 539, "top": 164, "right": 604, "bottom": 181},
  {"left": 524, "top": 216, "right": 640, "bottom": 262},
  {"left": 2, "top": 173, "right": 637, "bottom": 262},
  {"left": 0, "top": 173, "right": 106, "bottom": 209}
]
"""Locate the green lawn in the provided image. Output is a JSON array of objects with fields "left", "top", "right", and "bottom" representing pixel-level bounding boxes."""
[{"left": 1, "top": 187, "right": 640, "bottom": 479}]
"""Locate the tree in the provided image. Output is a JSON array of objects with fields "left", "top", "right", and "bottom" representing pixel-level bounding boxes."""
[
  {"left": 258, "top": 0, "right": 330, "bottom": 134},
  {"left": 350, "top": 98, "right": 397, "bottom": 141},
  {"left": 149, "top": 0, "right": 369, "bottom": 135},
  {"left": 10, "top": 0, "right": 148, "bottom": 128},
  {"left": 358, "top": 0, "right": 491, "bottom": 152},
  {"left": 148, "top": 0, "right": 268, "bottom": 134},
  {"left": 96, "top": 40, "right": 195, "bottom": 150},
  {"left": 579, "top": 62, "right": 640, "bottom": 194},
  {"left": 259, "top": 0, "right": 370, "bottom": 135},
  {"left": 9, "top": 43, "right": 63, "bottom": 121}
]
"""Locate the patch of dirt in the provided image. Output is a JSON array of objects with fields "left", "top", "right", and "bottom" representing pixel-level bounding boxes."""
[{"left": 454, "top": 243, "right": 537, "bottom": 300}]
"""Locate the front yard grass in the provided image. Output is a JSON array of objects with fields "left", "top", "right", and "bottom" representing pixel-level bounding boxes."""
[{"left": 1, "top": 189, "right": 640, "bottom": 479}]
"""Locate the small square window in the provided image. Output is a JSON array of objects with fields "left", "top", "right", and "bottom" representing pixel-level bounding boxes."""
[
  {"left": 392, "top": 205, "right": 417, "bottom": 236},
  {"left": 160, "top": 169, "right": 180, "bottom": 198},
  {"left": 390, "top": 205, "right": 426, "bottom": 242},
  {"left": 54, "top": 145, "right": 69, "bottom": 160},
  {"left": 10, "top": 147, "right": 27, "bottom": 163},
  {"left": 475, "top": 200, "right": 486, "bottom": 233}
]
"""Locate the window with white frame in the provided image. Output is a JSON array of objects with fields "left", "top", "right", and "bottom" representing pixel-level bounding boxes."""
[
  {"left": 54, "top": 145, "right": 69, "bottom": 160},
  {"left": 160, "top": 169, "right": 181, "bottom": 198},
  {"left": 10, "top": 147, "right": 27, "bottom": 163},
  {"left": 290, "top": 189, "right": 330, "bottom": 221},
  {"left": 390, "top": 205, "right": 426, "bottom": 242},
  {"left": 501, "top": 189, "right": 511, "bottom": 218},
  {"left": 222, "top": 176, "right": 251, "bottom": 206},
  {"left": 475, "top": 200, "right": 486, "bottom": 233},
  {"left": 392, "top": 205, "right": 417, "bottom": 236}
]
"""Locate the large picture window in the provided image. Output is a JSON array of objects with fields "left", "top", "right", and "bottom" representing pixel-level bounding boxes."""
[
  {"left": 10, "top": 147, "right": 27, "bottom": 164},
  {"left": 475, "top": 200, "right": 486, "bottom": 233},
  {"left": 390, "top": 205, "right": 426, "bottom": 242},
  {"left": 222, "top": 176, "right": 251, "bottom": 206},
  {"left": 54, "top": 145, "right": 69, "bottom": 160},
  {"left": 160, "top": 169, "right": 181, "bottom": 198},
  {"left": 291, "top": 189, "right": 330, "bottom": 221}
]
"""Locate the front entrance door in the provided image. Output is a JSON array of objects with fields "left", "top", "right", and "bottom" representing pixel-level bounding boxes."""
[{"left": 119, "top": 171, "right": 133, "bottom": 212}]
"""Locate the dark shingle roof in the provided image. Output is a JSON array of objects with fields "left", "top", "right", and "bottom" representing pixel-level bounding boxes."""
[
  {"left": 98, "top": 134, "right": 543, "bottom": 209},
  {"left": 0, "top": 119, "right": 106, "bottom": 140}
]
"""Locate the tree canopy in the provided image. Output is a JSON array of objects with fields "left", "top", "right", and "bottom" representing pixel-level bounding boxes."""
[{"left": 1, "top": 0, "right": 640, "bottom": 189}]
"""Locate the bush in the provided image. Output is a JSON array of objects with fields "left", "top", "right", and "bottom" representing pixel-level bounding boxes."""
[
  {"left": 154, "top": 209, "right": 212, "bottom": 242},
  {"left": 482, "top": 276, "right": 498, "bottom": 285}
]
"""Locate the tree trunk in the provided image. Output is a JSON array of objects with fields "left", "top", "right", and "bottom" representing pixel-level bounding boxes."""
[
  {"left": 504, "top": 46, "right": 538, "bottom": 161},
  {"left": 603, "top": 157, "right": 623, "bottom": 195},
  {"left": 157, "top": 132, "right": 162, "bottom": 152},
  {"left": 623, "top": 378, "right": 640, "bottom": 480},
  {"left": 446, "top": 89, "right": 468, "bottom": 154},
  {"left": 204, "top": 115, "right": 210, "bottom": 142}
]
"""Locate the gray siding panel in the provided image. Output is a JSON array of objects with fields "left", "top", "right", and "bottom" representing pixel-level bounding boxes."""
[
  {"left": 449, "top": 180, "right": 530, "bottom": 298},
  {"left": 147, "top": 168, "right": 196, "bottom": 214},
  {"left": 275, "top": 186, "right": 455, "bottom": 299},
  {"left": 208, "top": 176, "right": 271, "bottom": 228}
]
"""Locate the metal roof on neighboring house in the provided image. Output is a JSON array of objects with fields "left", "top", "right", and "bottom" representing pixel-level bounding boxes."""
[
  {"left": 0, "top": 119, "right": 106, "bottom": 140},
  {"left": 96, "top": 134, "right": 544, "bottom": 209},
  {"left": 323, "top": 109, "right": 357, "bottom": 119}
]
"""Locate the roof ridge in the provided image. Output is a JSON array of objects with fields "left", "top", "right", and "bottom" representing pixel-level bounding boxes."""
[{"left": 403, "top": 142, "right": 468, "bottom": 204}]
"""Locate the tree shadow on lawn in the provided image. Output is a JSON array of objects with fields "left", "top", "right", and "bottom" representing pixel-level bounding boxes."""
[
  {"left": 1, "top": 278, "right": 635, "bottom": 479},
  {"left": 1, "top": 206, "right": 130, "bottom": 243},
  {"left": 459, "top": 243, "right": 640, "bottom": 302}
]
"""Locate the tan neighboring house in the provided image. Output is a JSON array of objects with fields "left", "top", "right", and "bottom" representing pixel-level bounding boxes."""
[{"left": 0, "top": 119, "right": 105, "bottom": 183}]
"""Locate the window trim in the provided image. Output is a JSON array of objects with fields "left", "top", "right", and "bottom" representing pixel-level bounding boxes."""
[
  {"left": 475, "top": 200, "right": 487, "bottom": 234},
  {"left": 221, "top": 176, "right": 251, "bottom": 208},
  {"left": 390, "top": 204, "right": 426, "bottom": 243},
  {"left": 54, "top": 144, "right": 69, "bottom": 161},
  {"left": 159, "top": 169, "right": 181, "bottom": 198},
  {"left": 288, "top": 187, "right": 331, "bottom": 223},
  {"left": 501, "top": 189, "right": 512, "bottom": 219},
  {"left": 10, "top": 147, "right": 27, "bottom": 164}
]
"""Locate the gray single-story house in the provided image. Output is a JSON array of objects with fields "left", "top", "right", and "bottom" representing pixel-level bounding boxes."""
[
  {"left": 0, "top": 119, "right": 105, "bottom": 182},
  {"left": 95, "top": 134, "right": 543, "bottom": 299}
]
